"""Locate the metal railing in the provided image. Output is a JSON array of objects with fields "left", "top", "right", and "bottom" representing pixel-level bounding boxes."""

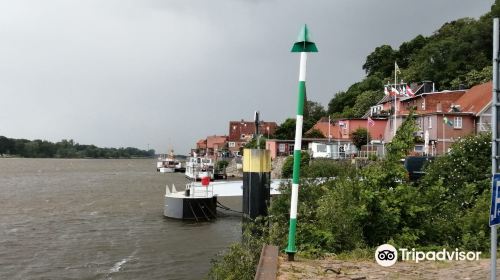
[
  {"left": 357, "top": 150, "right": 379, "bottom": 158},
  {"left": 186, "top": 182, "right": 214, "bottom": 198}
]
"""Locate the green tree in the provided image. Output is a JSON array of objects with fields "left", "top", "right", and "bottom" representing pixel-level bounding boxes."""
[
  {"left": 274, "top": 118, "right": 296, "bottom": 140},
  {"left": 0, "top": 136, "right": 14, "bottom": 155},
  {"left": 350, "top": 128, "right": 370, "bottom": 150},
  {"left": 281, "top": 151, "right": 310, "bottom": 178},
  {"left": 362, "top": 45, "right": 397, "bottom": 77},
  {"left": 242, "top": 137, "right": 266, "bottom": 150},
  {"left": 396, "top": 35, "right": 428, "bottom": 68},
  {"left": 418, "top": 133, "right": 491, "bottom": 248},
  {"left": 23, "top": 141, "right": 40, "bottom": 157},
  {"left": 385, "top": 111, "right": 418, "bottom": 161},
  {"left": 450, "top": 65, "right": 492, "bottom": 89},
  {"left": 348, "top": 90, "right": 384, "bottom": 118},
  {"left": 303, "top": 100, "right": 326, "bottom": 132},
  {"left": 328, "top": 75, "right": 383, "bottom": 118}
]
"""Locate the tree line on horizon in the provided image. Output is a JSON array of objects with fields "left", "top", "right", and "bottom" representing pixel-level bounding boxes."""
[
  {"left": 274, "top": 0, "right": 500, "bottom": 140},
  {"left": 0, "top": 136, "right": 155, "bottom": 159}
]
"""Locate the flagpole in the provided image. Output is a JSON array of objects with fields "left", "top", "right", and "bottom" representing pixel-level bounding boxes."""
[
  {"left": 328, "top": 115, "right": 331, "bottom": 143},
  {"left": 442, "top": 114, "right": 445, "bottom": 155},
  {"left": 337, "top": 124, "right": 340, "bottom": 159},
  {"left": 367, "top": 120, "right": 369, "bottom": 158},
  {"left": 393, "top": 63, "right": 397, "bottom": 137}
]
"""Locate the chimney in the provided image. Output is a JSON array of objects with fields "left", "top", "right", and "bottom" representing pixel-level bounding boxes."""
[{"left": 422, "top": 81, "right": 433, "bottom": 93}]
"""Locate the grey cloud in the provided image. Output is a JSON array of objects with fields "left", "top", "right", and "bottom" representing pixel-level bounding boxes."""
[{"left": 0, "top": 0, "right": 493, "bottom": 154}]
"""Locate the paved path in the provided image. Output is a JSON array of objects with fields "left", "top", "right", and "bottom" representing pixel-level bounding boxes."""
[{"left": 277, "top": 256, "right": 497, "bottom": 279}]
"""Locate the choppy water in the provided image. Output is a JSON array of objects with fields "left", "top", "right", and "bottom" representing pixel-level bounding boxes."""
[{"left": 0, "top": 158, "right": 241, "bottom": 280}]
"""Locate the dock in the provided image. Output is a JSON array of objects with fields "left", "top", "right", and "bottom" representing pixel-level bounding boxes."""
[{"left": 163, "top": 180, "right": 286, "bottom": 220}]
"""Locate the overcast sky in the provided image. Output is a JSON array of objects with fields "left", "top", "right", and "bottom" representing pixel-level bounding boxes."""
[{"left": 0, "top": 0, "right": 494, "bottom": 154}]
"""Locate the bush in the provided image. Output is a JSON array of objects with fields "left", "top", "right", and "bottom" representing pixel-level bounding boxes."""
[
  {"left": 281, "top": 152, "right": 310, "bottom": 178},
  {"left": 317, "top": 178, "right": 365, "bottom": 251},
  {"left": 208, "top": 130, "right": 493, "bottom": 278},
  {"left": 416, "top": 132, "right": 491, "bottom": 249},
  {"left": 303, "top": 159, "right": 356, "bottom": 178},
  {"left": 216, "top": 160, "right": 229, "bottom": 171},
  {"left": 208, "top": 219, "right": 270, "bottom": 280}
]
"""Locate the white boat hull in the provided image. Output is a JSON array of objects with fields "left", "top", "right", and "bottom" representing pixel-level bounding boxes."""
[{"left": 160, "top": 167, "right": 175, "bottom": 173}]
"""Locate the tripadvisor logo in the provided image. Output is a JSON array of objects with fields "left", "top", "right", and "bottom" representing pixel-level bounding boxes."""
[
  {"left": 375, "top": 244, "right": 398, "bottom": 267},
  {"left": 375, "top": 244, "right": 482, "bottom": 267}
]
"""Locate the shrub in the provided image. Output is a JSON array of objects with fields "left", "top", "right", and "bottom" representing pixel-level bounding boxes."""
[
  {"left": 208, "top": 219, "right": 268, "bottom": 280},
  {"left": 281, "top": 151, "right": 310, "bottom": 178},
  {"left": 216, "top": 160, "right": 229, "bottom": 171},
  {"left": 303, "top": 159, "right": 356, "bottom": 178}
]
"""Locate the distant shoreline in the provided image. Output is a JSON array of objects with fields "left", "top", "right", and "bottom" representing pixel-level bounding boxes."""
[{"left": 0, "top": 155, "right": 154, "bottom": 159}]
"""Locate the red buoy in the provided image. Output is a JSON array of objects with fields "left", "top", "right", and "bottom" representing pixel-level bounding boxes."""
[{"left": 201, "top": 176, "right": 210, "bottom": 187}]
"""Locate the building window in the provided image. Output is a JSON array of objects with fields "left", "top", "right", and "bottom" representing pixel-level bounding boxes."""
[
  {"left": 421, "top": 100, "right": 426, "bottom": 110},
  {"left": 417, "top": 118, "right": 422, "bottom": 130},
  {"left": 288, "top": 144, "right": 294, "bottom": 155},
  {"left": 428, "top": 116, "right": 432, "bottom": 129},
  {"left": 241, "top": 134, "right": 246, "bottom": 139},
  {"left": 228, "top": 142, "right": 235, "bottom": 148},
  {"left": 316, "top": 144, "right": 327, "bottom": 153},
  {"left": 454, "top": 117, "right": 462, "bottom": 129},
  {"left": 278, "top": 143, "right": 286, "bottom": 153}
]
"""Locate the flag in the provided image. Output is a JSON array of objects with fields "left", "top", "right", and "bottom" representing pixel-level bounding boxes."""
[
  {"left": 443, "top": 117, "right": 453, "bottom": 127},
  {"left": 384, "top": 86, "right": 389, "bottom": 96},
  {"left": 401, "top": 85, "right": 407, "bottom": 97},
  {"left": 390, "top": 87, "right": 399, "bottom": 96},
  {"left": 406, "top": 85, "right": 415, "bottom": 97},
  {"left": 395, "top": 62, "right": 401, "bottom": 74},
  {"left": 367, "top": 117, "right": 375, "bottom": 127}
]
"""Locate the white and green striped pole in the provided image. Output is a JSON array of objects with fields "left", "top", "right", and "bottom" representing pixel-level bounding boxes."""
[{"left": 285, "top": 24, "right": 317, "bottom": 261}]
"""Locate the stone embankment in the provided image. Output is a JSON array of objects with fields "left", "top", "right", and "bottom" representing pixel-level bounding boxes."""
[
  {"left": 224, "top": 156, "right": 287, "bottom": 179},
  {"left": 271, "top": 156, "right": 287, "bottom": 179},
  {"left": 225, "top": 158, "right": 242, "bottom": 178}
]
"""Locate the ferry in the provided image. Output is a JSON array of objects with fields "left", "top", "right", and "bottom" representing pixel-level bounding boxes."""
[
  {"left": 185, "top": 157, "right": 215, "bottom": 180},
  {"left": 158, "top": 159, "right": 177, "bottom": 173},
  {"left": 157, "top": 150, "right": 181, "bottom": 173}
]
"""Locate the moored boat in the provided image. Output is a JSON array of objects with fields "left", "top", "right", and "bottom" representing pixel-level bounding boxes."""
[
  {"left": 185, "top": 156, "right": 214, "bottom": 180},
  {"left": 157, "top": 150, "right": 181, "bottom": 173}
]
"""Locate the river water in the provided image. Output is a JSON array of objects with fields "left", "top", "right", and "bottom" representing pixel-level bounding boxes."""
[{"left": 0, "top": 158, "right": 242, "bottom": 280}]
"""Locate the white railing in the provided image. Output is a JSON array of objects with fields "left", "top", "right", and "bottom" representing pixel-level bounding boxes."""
[
  {"left": 186, "top": 182, "right": 214, "bottom": 198},
  {"left": 357, "top": 150, "right": 378, "bottom": 158}
]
